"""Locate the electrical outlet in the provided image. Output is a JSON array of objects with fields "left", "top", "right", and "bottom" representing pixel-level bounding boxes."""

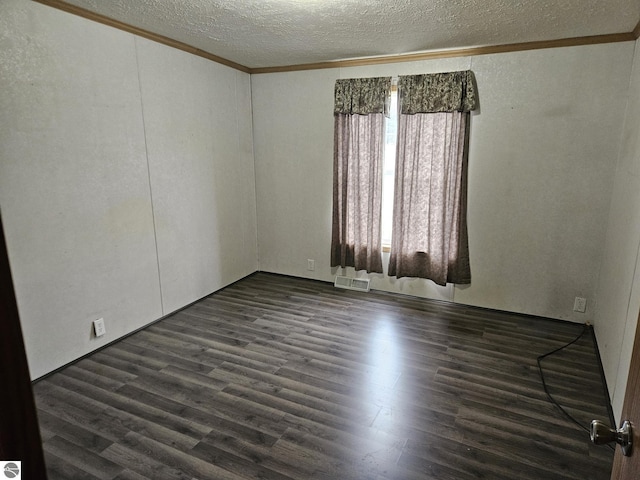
[
  {"left": 307, "top": 259, "right": 315, "bottom": 271},
  {"left": 93, "top": 318, "right": 106, "bottom": 337},
  {"left": 573, "top": 297, "right": 587, "bottom": 313}
]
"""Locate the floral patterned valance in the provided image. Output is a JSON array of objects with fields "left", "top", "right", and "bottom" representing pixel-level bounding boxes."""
[
  {"left": 399, "top": 71, "right": 478, "bottom": 114},
  {"left": 334, "top": 77, "right": 392, "bottom": 116}
]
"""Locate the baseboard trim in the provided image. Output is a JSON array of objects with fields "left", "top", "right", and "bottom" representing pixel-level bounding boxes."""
[{"left": 256, "top": 270, "right": 588, "bottom": 327}]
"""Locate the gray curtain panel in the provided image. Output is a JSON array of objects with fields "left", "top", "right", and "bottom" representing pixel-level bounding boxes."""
[
  {"left": 331, "top": 77, "right": 391, "bottom": 273},
  {"left": 388, "top": 71, "right": 476, "bottom": 285}
]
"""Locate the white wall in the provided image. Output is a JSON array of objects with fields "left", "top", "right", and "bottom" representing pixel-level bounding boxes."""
[
  {"left": 135, "top": 39, "right": 257, "bottom": 314},
  {"left": 252, "top": 43, "right": 634, "bottom": 322},
  {"left": 458, "top": 46, "right": 631, "bottom": 320},
  {"left": 0, "top": 0, "right": 257, "bottom": 379},
  {"left": 594, "top": 39, "right": 640, "bottom": 422}
]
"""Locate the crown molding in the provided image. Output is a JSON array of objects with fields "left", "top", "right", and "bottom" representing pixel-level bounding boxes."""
[
  {"left": 251, "top": 32, "right": 636, "bottom": 74},
  {"left": 33, "top": 0, "right": 251, "bottom": 73},
  {"left": 33, "top": 0, "right": 638, "bottom": 75}
]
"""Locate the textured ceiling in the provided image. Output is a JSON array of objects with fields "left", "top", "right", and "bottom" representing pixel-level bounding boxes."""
[{"left": 55, "top": 0, "right": 640, "bottom": 69}]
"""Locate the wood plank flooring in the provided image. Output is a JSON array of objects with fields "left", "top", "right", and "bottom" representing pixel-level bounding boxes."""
[{"left": 33, "top": 273, "right": 614, "bottom": 479}]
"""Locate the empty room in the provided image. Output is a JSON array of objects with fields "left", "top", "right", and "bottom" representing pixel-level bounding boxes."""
[{"left": 2, "top": 0, "right": 640, "bottom": 479}]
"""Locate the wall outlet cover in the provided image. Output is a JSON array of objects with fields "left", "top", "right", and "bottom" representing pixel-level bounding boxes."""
[
  {"left": 573, "top": 297, "right": 587, "bottom": 313},
  {"left": 93, "top": 318, "right": 106, "bottom": 337}
]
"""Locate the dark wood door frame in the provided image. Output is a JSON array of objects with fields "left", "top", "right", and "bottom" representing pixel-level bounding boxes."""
[{"left": 0, "top": 212, "right": 48, "bottom": 478}]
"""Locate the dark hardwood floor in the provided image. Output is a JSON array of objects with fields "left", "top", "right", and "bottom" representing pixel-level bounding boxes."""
[{"left": 33, "top": 272, "right": 614, "bottom": 479}]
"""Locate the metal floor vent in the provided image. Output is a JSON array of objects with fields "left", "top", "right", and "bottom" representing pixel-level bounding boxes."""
[{"left": 334, "top": 275, "right": 370, "bottom": 292}]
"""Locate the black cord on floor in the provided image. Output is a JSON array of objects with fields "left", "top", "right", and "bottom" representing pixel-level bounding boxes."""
[{"left": 536, "top": 324, "right": 615, "bottom": 451}]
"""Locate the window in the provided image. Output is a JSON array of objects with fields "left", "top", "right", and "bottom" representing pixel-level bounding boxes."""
[
  {"left": 381, "top": 88, "right": 397, "bottom": 249},
  {"left": 332, "top": 71, "right": 477, "bottom": 285}
]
